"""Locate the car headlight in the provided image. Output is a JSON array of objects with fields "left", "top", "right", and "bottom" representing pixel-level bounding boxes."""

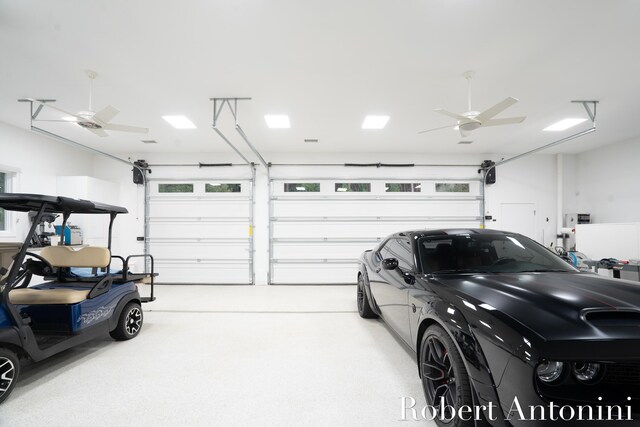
[
  {"left": 572, "top": 362, "right": 602, "bottom": 383},
  {"left": 536, "top": 361, "right": 565, "bottom": 383}
]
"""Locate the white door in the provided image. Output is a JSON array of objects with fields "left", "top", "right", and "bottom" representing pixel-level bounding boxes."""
[
  {"left": 148, "top": 179, "right": 253, "bottom": 284},
  {"left": 500, "top": 203, "right": 536, "bottom": 240}
]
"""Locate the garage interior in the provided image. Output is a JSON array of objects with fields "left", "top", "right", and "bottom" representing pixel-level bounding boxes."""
[{"left": 1, "top": 1, "right": 640, "bottom": 425}]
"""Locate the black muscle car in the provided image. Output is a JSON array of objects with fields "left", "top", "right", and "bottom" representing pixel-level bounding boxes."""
[{"left": 357, "top": 229, "right": 640, "bottom": 426}]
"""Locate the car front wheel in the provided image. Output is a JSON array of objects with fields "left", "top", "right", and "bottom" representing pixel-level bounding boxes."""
[
  {"left": 0, "top": 348, "right": 19, "bottom": 405},
  {"left": 420, "top": 325, "right": 473, "bottom": 427},
  {"left": 110, "top": 302, "right": 144, "bottom": 341},
  {"left": 357, "top": 275, "right": 377, "bottom": 319}
]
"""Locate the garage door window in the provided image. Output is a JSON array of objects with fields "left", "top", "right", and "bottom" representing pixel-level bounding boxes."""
[
  {"left": 158, "top": 183, "right": 194, "bottom": 193},
  {"left": 284, "top": 183, "right": 320, "bottom": 192},
  {"left": 435, "top": 183, "right": 469, "bottom": 193},
  {"left": 335, "top": 183, "right": 371, "bottom": 193},
  {"left": 385, "top": 183, "right": 421, "bottom": 193},
  {"left": 205, "top": 183, "right": 241, "bottom": 193}
]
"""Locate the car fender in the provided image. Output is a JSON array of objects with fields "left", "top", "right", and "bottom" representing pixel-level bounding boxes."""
[
  {"left": 415, "top": 298, "right": 510, "bottom": 424},
  {"left": 108, "top": 290, "right": 141, "bottom": 331},
  {"left": 358, "top": 255, "right": 382, "bottom": 316}
]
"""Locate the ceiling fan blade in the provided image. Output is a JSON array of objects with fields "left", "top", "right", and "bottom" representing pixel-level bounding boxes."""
[
  {"left": 25, "top": 98, "right": 82, "bottom": 120},
  {"left": 92, "top": 105, "right": 119, "bottom": 124},
  {"left": 102, "top": 123, "right": 149, "bottom": 134},
  {"left": 417, "top": 124, "right": 455, "bottom": 134},
  {"left": 433, "top": 109, "right": 468, "bottom": 121},
  {"left": 482, "top": 117, "right": 526, "bottom": 127},
  {"left": 475, "top": 97, "right": 519, "bottom": 122},
  {"left": 87, "top": 127, "right": 109, "bottom": 137}
]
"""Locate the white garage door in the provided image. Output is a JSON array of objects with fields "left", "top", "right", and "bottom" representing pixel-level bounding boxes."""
[
  {"left": 149, "top": 178, "right": 253, "bottom": 284},
  {"left": 270, "top": 176, "right": 482, "bottom": 284}
]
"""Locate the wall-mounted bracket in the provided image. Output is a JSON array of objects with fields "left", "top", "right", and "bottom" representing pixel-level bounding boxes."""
[{"left": 571, "top": 100, "right": 598, "bottom": 124}]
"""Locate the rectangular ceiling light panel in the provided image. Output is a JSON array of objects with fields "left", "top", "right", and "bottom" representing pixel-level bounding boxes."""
[
  {"left": 265, "top": 115, "right": 290, "bottom": 128},
  {"left": 362, "top": 115, "right": 389, "bottom": 129},
  {"left": 162, "top": 115, "right": 197, "bottom": 129},
  {"left": 543, "top": 118, "right": 587, "bottom": 131}
]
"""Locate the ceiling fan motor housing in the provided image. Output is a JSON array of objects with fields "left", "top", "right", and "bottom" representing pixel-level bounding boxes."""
[{"left": 77, "top": 121, "right": 102, "bottom": 129}]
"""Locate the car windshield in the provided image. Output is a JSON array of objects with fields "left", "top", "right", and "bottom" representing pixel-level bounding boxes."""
[{"left": 417, "top": 233, "right": 576, "bottom": 274}]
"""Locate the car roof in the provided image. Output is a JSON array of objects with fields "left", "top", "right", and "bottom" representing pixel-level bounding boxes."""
[
  {"left": 0, "top": 193, "right": 128, "bottom": 214},
  {"left": 393, "top": 229, "right": 515, "bottom": 239}
]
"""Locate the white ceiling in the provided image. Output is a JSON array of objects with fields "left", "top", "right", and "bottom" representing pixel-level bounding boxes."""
[{"left": 1, "top": 0, "right": 639, "bottom": 159}]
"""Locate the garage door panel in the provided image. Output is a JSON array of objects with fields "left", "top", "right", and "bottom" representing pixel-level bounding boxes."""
[
  {"left": 272, "top": 263, "right": 356, "bottom": 284},
  {"left": 150, "top": 222, "right": 249, "bottom": 239},
  {"left": 273, "top": 243, "right": 374, "bottom": 260},
  {"left": 150, "top": 242, "right": 249, "bottom": 260},
  {"left": 273, "top": 200, "right": 481, "bottom": 217},
  {"left": 154, "top": 263, "right": 250, "bottom": 284},
  {"left": 150, "top": 199, "right": 250, "bottom": 218}
]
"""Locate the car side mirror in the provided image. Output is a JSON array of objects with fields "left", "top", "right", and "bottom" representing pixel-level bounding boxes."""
[{"left": 382, "top": 258, "right": 399, "bottom": 270}]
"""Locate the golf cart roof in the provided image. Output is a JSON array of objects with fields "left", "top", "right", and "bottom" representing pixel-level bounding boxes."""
[{"left": 0, "top": 193, "right": 128, "bottom": 214}]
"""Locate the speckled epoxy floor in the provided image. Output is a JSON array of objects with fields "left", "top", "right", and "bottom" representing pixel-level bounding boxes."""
[{"left": 1, "top": 285, "right": 428, "bottom": 426}]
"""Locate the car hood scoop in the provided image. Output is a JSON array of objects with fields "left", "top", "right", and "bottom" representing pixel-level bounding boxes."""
[{"left": 583, "top": 309, "right": 640, "bottom": 327}]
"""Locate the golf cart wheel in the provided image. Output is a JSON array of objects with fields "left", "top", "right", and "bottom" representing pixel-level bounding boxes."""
[
  {"left": 0, "top": 348, "right": 20, "bottom": 404},
  {"left": 110, "top": 302, "right": 143, "bottom": 341}
]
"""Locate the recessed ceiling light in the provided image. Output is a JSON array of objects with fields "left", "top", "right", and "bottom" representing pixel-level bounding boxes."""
[
  {"left": 265, "top": 115, "right": 290, "bottom": 129},
  {"left": 543, "top": 118, "right": 587, "bottom": 131},
  {"left": 304, "top": 138, "right": 319, "bottom": 143},
  {"left": 362, "top": 115, "right": 389, "bottom": 129},
  {"left": 458, "top": 140, "right": 473, "bottom": 144},
  {"left": 141, "top": 139, "right": 158, "bottom": 144},
  {"left": 162, "top": 115, "right": 197, "bottom": 129}
]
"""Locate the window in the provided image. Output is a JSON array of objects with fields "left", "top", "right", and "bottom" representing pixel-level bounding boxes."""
[
  {"left": 335, "top": 183, "right": 371, "bottom": 193},
  {"left": 205, "top": 183, "right": 241, "bottom": 193},
  {"left": 435, "top": 183, "right": 470, "bottom": 193},
  {"left": 284, "top": 183, "right": 320, "bottom": 192},
  {"left": 385, "top": 183, "right": 421, "bottom": 193},
  {"left": 158, "top": 183, "right": 193, "bottom": 193}
]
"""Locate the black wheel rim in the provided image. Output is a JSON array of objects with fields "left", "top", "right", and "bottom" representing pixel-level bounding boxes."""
[
  {"left": 125, "top": 307, "right": 142, "bottom": 335},
  {"left": 422, "top": 335, "right": 457, "bottom": 413},
  {"left": 0, "top": 357, "right": 15, "bottom": 395},
  {"left": 357, "top": 279, "right": 364, "bottom": 313}
]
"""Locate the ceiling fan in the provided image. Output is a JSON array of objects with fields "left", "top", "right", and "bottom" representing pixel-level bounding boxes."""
[
  {"left": 419, "top": 71, "right": 526, "bottom": 138},
  {"left": 27, "top": 70, "right": 148, "bottom": 137}
]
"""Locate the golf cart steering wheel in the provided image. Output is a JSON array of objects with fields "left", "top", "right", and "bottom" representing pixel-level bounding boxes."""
[{"left": 12, "top": 252, "right": 55, "bottom": 289}]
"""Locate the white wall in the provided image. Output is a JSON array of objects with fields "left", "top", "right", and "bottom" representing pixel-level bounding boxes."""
[
  {"left": 0, "top": 122, "right": 95, "bottom": 241},
  {"left": 565, "top": 137, "right": 640, "bottom": 223}
]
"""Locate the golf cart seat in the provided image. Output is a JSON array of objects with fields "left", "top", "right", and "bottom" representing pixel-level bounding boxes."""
[{"left": 9, "top": 246, "right": 111, "bottom": 305}]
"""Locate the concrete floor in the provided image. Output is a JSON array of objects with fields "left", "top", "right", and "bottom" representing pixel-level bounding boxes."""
[{"left": 2, "top": 285, "right": 430, "bottom": 426}]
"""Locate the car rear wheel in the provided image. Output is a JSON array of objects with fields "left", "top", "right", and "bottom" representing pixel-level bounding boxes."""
[
  {"left": 0, "top": 348, "right": 19, "bottom": 405},
  {"left": 420, "top": 325, "right": 473, "bottom": 427},
  {"left": 110, "top": 302, "right": 143, "bottom": 341},
  {"left": 357, "top": 275, "right": 377, "bottom": 319}
]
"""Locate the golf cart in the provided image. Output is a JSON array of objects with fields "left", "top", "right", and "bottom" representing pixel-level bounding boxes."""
[{"left": 0, "top": 193, "right": 155, "bottom": 404}]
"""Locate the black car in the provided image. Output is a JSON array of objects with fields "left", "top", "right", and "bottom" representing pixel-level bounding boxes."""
[{"left": 357, "top": 229, "right": 640, "bottom": 426}]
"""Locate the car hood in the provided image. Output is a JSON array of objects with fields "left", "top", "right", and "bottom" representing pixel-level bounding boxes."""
[{"left": 433, "top": 271, "right": 640, "bottom": 341}]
